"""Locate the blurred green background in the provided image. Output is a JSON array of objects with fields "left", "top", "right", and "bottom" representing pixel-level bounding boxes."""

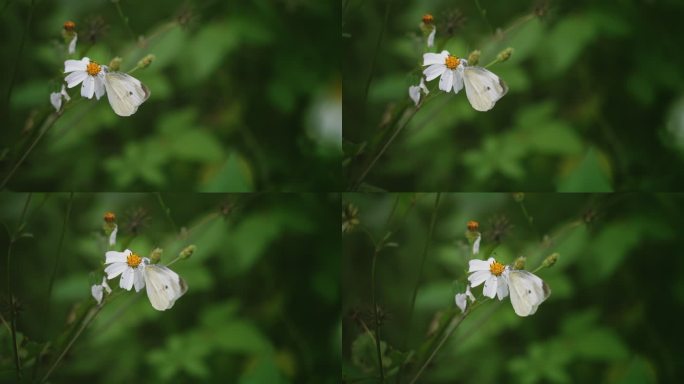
[
  {"left": 343, "top": 0, "right": 684, "bottom": 191},
  {"left": 0, "top": 192, "right": 339, "bottom": 383},
  {"left": 1, "top": 0, "right": 341, "bottom": 191},
  {"left": 343, "top": 193, "right": 684, "bottom": 383}
]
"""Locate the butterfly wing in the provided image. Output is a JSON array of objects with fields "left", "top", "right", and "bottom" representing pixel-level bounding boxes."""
[
  {"left": 144, "top": 265, "right": 187, "bottom": 311},
  {"left": 508, "top": 270, "right": 550, "bottom": 317},
  {"left": 104, "top": 72, "right": 150, "bottom": 117},
  {"left": 463, "top": 67, "right": 507, "bottom": 112}
]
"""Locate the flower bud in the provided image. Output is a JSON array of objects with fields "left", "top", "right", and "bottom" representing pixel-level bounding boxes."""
[
  {"left": 542, "top": 253, "right": 559, "bottom": 268},
  {"left": 467, "top": 50, "right": 481, "bottom": 66},
  {"left": 108, "top": 57, "right": 122, "bottom": 71},
  {"left": 466, "top": 220, "right": 479, "bottom": 232},
  {"left": 422, "top": 14, "right": 434, "bottom": 25},
  {"left": 137, "top": 54, "right": 155, "bottom": 69},
  {"left": 104, "top": 211, "right": 116, "bottom": 223},
  {"left": 513, "top": 192, "right": 525, "bottom": 202},
  {"left": 103, "top": 211, "right": 117, "bottom": 237},
  {"left": 63, "top": 21, "right": 76, "bottom": 32},
  {"left": 513, "top": 256, "right": 526, "bottom": 270},
  {"left": 497, "top": 47, "right": 514, "bottom": 63},
  {"left": 179, "top": 244, "right": 196, "bottom": 260},
  {"left": 150, "top": 247, "right": 163, "bottom": 263}
]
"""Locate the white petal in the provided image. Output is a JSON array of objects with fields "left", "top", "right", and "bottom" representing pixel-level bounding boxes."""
[
  {"left": 81, "top": 76, "right": 95, "bottom": 99},
  {"left": 455, "top": 293, "right": 467, "bottom": 313},
  {"left": 439, "top": 69, "right": 454, "bottom": 92},
  {"left": 105, "top": 250, "right": 129, "bottom": 264},
  {"left": 419, "top": 78, "right": 429, "bottom": 94},
  {"left": 68, "top": 34, "right": 78, "bottom": 54},
  {"left": 94, "top": 75, "right": 106, "bottom": 100},
  {"left": 483, "top": 275, "right": 498, "bottom": 298},
  {"left": 108, "top": 225, "right": 118, "bottom": 246},
  {"left": 468, "top": 270, "right": 490, "bottom": 287},
  {"left": 50, "top": 92, "right": 62, "bottom": 111},
  {"left": 472, "top": 234, "right": 481, "bottom": 255},
  {"left": 468, "top": 258, "right": 490, "bottom": 272},
  {"left": 423, "top": 51, "right": 448, "bottom": 66},
  {"left": 133, "top": 268, "right": 145, "bottom": 292},
  {"left": 60, "top": 84, "right": 70, "bottom": 101},
  {"left": 104, "top": 262, "right": 127, "bottom": 279},
  {"left": 408, "top": 85, "right": 421, "bottom": 105},
  {"left": 64, "top": 57, "right": 88, "bottom": 73},
  {"left": 91, "top": 285, "right": 104, "bottom": 304},
  {"left": 120, "top": 267, "right": 134, "bottom": 290},
  {"left": 427, "top": 27, "right": 436, "bottom": 47},
  {"left": 65, "top": 71, "right": 87, "bottom": 88},
  {"left": 101, "top": 276, "right": 112, "bottom": 293},
  {"left": 423, "top": 64, "right": 445, "bottom": 81},
  {"left": 496, "top": 277, "right": 509, "bottom": 300},
  {"left": 466, "top": 285, "right": 476, "bottom": 302}
]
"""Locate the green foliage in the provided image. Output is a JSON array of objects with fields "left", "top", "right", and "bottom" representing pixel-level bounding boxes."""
[{"left": 342, "top": 193, "right": 684, "bottom": 383}]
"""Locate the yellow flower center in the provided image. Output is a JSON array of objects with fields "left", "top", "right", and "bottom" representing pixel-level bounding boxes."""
[
  {"left": 86, "top": 61, "right": 101, "bottom": 76},
  {"left": 489, "top": 260, "right": 505, "bottom": 276},
  {"left": 445, "top": 55, "right": 460, "bottom": 70},
  {"left": 127, "top": 253, "right": 142, "bottom": 268}
]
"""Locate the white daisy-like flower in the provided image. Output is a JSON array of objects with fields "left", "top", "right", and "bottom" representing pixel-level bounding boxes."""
[
  {"left": 49, "top": 84, "right": 70, "bottom": 111},
  {"left": 90, "top": 276, "right": 111, "bottom": 304},
  {"left": 454, "top": 284, "right": 476, "bottom": 313},
  {"left": 422, "top": 50, "right": 467, "bottom": 94},
  {"left": 408, "top": 77, "right": 429, "bottom": 106},
  {"left": 427, "top": 26, "right": 436, "bottom": 47},
  {"left": 467, "top": 257, "right": 509, "bottom": 300},
  {"left": 64, "top": 57, "right": 106, "bottom": 100},
  {"left": 108, "top": 224, "right": 118, "bottom": 246},
  {"left": 104, "top": 249, "right": 146, "bottom": 292}
]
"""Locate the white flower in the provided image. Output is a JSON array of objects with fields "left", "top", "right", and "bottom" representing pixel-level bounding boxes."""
[
  {"left": 427, "top": 26, "right": 436, "bottom": 47},
  {"left": 423, "top": 50, "right": 467, "bottom": 94},
  {"left": 104, "top": 249, "right": 146, "bottom": 292},
  {"left": 454, "top": 284, "right": 476, "bottom": 313},
  {"left": 467, "top": 257, "right": 509, "bottom": 300},
  {"left": 408, "top": 77, "right": 429, "bottom": 106},
  {"left": 68, "top": 34, "right": 78, "bottom": 54},
  {"left": 90, "top": 276, "right": 111, "bottom": 304},
  {"left": 64, "top": 57, "right": 106, "bottom": 100},
  {"left": 108, "top": 224, "right": 118, "bottom": 246},
  {"left": 49, "top": 84, "right": 71, "bottom": 112}
]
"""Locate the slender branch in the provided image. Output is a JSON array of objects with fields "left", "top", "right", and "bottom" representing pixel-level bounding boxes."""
[
  {"left": 39, "top": 305, "right": 102, "bottom": 384},
  {"left": 409, "top": 310, "right": 467, "bottom": 384},
  {"left": 5, "top": 0, "right": 35, "bottom": 110},
  {"left": 47, "top": 192, "right": 73, "bottom": 300},
  {"left": 113, "top": 0, "right": 137, "bottom": 41},
  {"left": 362, "top": 0, "right": 392, "bottom": 105},
  {"left": 155, "top": 192, "right": 178, "bottom": 234},
  {"left": 371, "top": 249, "right": 384, "bottom": 382}
]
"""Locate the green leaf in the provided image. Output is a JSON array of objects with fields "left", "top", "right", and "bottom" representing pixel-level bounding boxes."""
[{"left": 557, "top": 148, "right": 613, "bottom": 192}]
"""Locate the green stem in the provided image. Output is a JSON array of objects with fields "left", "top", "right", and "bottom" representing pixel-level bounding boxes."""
[
  {"left": 39, "top": 305, "right": 102, "bottom": 384},
  {"left": 1, "top": 111, "right": 61, "bottom": 189},
  {"left": 6, "top": 193, "right": 32, "bottom": 381},
  {"left": 371, "top": 250, "right": 385, "bottom": 382},
  {"left": 5, "top": 0, "right": 35, "bottom": 110},
  {"left": 473, "top": 0, "right": 494, "bottom": 35},
  {"left": 113, "top": 0, "right": 137, "bottom": 41},
  {"left": 155, "top": 192, "right": 179, "bottom": 234},
  {"left": 362, "top": 0, "right": 392, "bottom": 105},
  {"left": 47, "top": 192, "right": 73, "bottom": 301}
]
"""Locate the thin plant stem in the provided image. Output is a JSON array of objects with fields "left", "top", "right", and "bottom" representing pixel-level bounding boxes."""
[
  {"left": 39, "top": 305, "right": 102, "bottom": 384},
  {"left": 113, "top": 0, "right": 137, "bottom": 41},
  {"left": 371, "top": 249, "right": 385, "bottom": 382},
  {"left": 5, "top": 0, "right": 35, "bottom": 110},
  {"left": 353, "top": 106, "right": 419, "bottom": 189},
  {"left": 363, "top": 0, "right": 392, "bottom": 105},
  {"left": 473, "top": 0, "right": 494, "bottom": 35},
  {"left": 397, "top": 193, "right": 441, "bottom": 382},
  {"left": 1, "top": 111, "right": 61, "bottom": 189},
  {"left": 155, "top": 192, "right": 179, "bottom": 234},
  {"left": 6, "top": 193, "right": 32, "bottom": 381},
  {"left": 408, "top": 310, "right": 468, "bottom": 384},
  {"left": 403, "top": 193, "right": 441, "bottom": 346},
  {"left": 47, "top": 192, "right": 73, "bottom": 301}
]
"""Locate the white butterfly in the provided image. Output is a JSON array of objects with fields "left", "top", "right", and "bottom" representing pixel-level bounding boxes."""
[
  {"left": 104, "top": 71, "right": 150, "bottom": 117},
  {"left": 507, "top": 270, "right": 550, "bottom": 317},
  {"left": 463, "top": 66, "right": 508, "bottom": 112},
  {"left": 143, "top": 263, "right": 187, "bottom": 311}
]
